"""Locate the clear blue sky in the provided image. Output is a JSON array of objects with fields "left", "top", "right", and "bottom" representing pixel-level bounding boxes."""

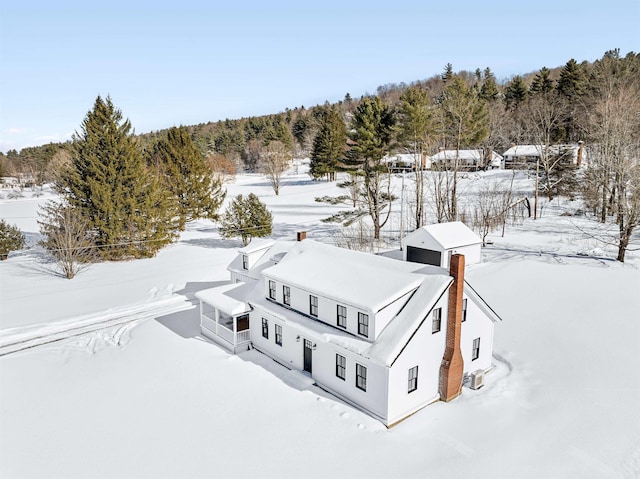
[{"left": 1, "top": 0, "right": 638, "bottom": 152}]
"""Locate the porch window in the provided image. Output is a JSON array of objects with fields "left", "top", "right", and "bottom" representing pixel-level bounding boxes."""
[
  {"left": 268, "top": 280, "right": 276, "bottom": 300},
  {"left": 408, "top": 366, "right": 418, "bottom": 393},
  {"left": 472, "top": 337, "right": 480, "bottom": 360},
  {"left": 275, "top": 324, "right": 283, "bottom": 346},
  {"left": 283, "top": 286, "right": 291, "bottom": 306},
  {"left": 358, "top": 312, "right": 369, "bottom": 338},
  {"left": 462, "top": 298, "right": 468, "bottom": 322},
  {"left": 336, "top": 354, "right": 346, "bottom": 380},
  {"left": 432, "top": 307, "right": 442, "bottom": 333},
  {"left": 242, "top": 254, "right": 248, "bottom": 270},
  {"left": 337, "top": 305, "right": 347, "bottom": 328},
  {"left": 262, "top": 318, "right": 269, "bottom": 339},
  {"left": 309, "top": 295, "right": 318, "bottom": 317},
  {"left": 356, "top": 363, "right": 367, "bottom": 391}
]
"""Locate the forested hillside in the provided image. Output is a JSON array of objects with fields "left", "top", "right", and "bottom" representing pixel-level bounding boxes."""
[{"left": 2, "top": 49, "right": 637, "bottom": 181}]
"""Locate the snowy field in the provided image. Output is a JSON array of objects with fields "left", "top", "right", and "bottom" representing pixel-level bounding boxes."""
[{"left": 1, "top": 167, "right": 639, "bottom": 479}]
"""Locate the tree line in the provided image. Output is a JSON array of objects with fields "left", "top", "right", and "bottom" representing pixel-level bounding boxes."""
[{"left": 1, "top": 49, "right": 638, "bottom": 263}]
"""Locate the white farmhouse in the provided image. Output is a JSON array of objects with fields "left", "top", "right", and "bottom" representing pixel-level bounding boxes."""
[{"left": 196, "top": 225, "right": 501, "bottom": 426}]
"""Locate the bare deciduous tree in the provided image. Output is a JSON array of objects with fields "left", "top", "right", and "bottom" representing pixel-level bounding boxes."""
[
  {"left": 585, "top": 80, "right": 640, "bottom": 262},
  {"left": 38, "top": 201, "right": 96, "bottom": 279},
  {"left": 520, "top": 93, "right": 570, "bottom": 202},
  {"left": 260, "top": 140, "right": 292, "bottom": 195}
]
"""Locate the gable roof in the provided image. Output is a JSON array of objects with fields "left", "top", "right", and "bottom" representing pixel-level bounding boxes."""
[
  {"left": 228, "top": 240, "right": 296, "bottom": 280},
  {"left": 430, "top": 149, "right": 483, "bottom": 162},
  {"left": 262, "top": 240, "right": 426, "bottom": 313},
  {"left": 503, "top": 145, "right": 544, "bottom": 157},
  {"left": 405, "top": 221, "right": 481, "bottom": 250},
  {"left": 367, "top": 273, "right": 453, "bottom": 366}
]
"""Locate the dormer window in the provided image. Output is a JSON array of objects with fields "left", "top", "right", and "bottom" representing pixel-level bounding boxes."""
[
  {"left": 242, "top": 254, "right": 248, "bottom": 270},
  {"left": 268, "top": 280, "right": 276, "bottom": 300}
]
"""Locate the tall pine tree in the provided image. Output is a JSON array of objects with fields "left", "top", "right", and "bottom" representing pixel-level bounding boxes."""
[
  {"left": 343, "top": 96, "right": 395, "bottom": 239},
  {"left": 60, "top": 96, "right": 177, "bottom": 259},
  {"left": 310, "top": 105, "right": 346, "bottom": 181},
  {"left": 147, "top": 126, "right": 225, "bottom": 230}
]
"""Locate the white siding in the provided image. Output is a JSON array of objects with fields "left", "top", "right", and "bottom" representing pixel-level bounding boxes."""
[
  {"left": 262, "top": 276, "right": 376, "bottom": 341},
  {"left": 460, "top": 296, "right": 494, "bottom": 373},
  {"left": 386, "top": 295, "right": 448, "bottom": 425},
  {"left": 249, "top": 305, "right": 389, "bottom": 421}
]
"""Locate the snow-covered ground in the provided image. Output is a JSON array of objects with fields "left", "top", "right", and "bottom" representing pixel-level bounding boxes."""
[{"left": 1, "top": 168, "right": 639, "bottom": 478}]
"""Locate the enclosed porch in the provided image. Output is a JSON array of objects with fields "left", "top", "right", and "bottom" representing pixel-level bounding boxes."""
[{"left": 195, "top": 283, "right": 253, "bottom": 353}]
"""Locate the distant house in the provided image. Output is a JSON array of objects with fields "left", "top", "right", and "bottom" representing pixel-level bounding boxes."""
[
  {"left": 0, "top": 177, "right": 20, "bottom": 189},
  {"left": 502, "top": 143, "right": 584, "bottom": 169},
  {"left": 382, "top": 153, "right": 429, "bottom": 172},
  {"left": 428, "top": 149, "right": 503, "bottom": 170},
  {"left": 196, "top": 223, "right": 501, "bottom": 427}
]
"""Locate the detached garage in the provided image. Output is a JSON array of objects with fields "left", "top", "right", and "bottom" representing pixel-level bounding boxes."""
[{"left": 402, "top": 222, "right": 481, "bottom": 269}]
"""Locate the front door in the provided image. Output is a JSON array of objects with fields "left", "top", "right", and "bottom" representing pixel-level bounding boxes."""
[{"left": 303, "top": 339, "right": 313, "bottom": 374}]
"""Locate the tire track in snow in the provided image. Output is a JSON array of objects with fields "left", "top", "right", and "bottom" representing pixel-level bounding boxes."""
[{"left": 0, "top": 296, "right": 194, "bottom": 356}]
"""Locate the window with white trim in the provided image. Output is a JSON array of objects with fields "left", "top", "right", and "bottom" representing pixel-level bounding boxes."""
[
  {"left": 432, "top": 307, "right": 442, "bottom": 333},
  {"left": 408, "top": 366, "right": 418, "bottom": 393},
  {"left": 283, "top": 285, "right": 291, "bottom": 306},
  {"left": 261, "top": 318, "right": 269, "bottom": 339},
  {"left": 356, "top": 363, "right": 367, "bottom": 391},
  {"left": 357, "top": 312, "right": 369, "bottom": 338},
  {"left": 336, "top": 354, "right": 346, "bottom": 380},
  {"left": 462, "top": 298, "right": 468, "bottom": 322},
  {"left": 472, "top": 337, "right": 480, "bottom": 360},
  {"left": 337, "top": 305, "right": 347, "bottom": 328},
  {"left": 275, "top": 324, "right": 283, "bottom": 346},
  {"left": 309, "top": 295, "right": 318, "bottom": 317},
  {"left": 268, "top": 280, "right": 276, "bottom": 300},
  {"left": 242, "top": 254, "right": 248, "bottom": 270}
]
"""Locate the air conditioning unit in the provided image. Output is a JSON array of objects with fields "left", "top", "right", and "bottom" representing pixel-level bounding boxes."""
[{"left": 469, "top": 369, "right": 484, "bottom": 390}]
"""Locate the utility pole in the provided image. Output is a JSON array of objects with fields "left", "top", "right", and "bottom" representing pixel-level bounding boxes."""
[
  {"left": 534, "top": 159, "right": 539, "bottom": 220},
  {"left": 400, "top": 171, "right": 406, "bottom": 249}
]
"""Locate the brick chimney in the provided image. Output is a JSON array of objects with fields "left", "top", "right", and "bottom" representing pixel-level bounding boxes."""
[
  {"left": 439, "top": 253, "right": 465, "bottom": 402},
  {"left": 297, "top": 231, "right": 307, "bottom": 241}
]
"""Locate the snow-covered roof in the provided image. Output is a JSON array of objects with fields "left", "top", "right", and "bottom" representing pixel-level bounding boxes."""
[
  {"left": 262, "top": 241, "right": 426, "bottom": 313},
  {"left": 367, "top": 274, "right": 453, "bottom": 366},
  {"left": 407, "top": 221, "right": 481, "bottom": 250},
  {"left": 503, "top": 145, "right": 544, "bottom": 157},
  {"left": 383, "top": 153, "right": 420, "bottom": 163},
  {"left": 195, "top": 282, "right": 254, "bottom": 316},
  {"left": 251, "top": 261, "right": 454, "bottom": 366},
  {"left": 429, "top": 149, "right": 484, "bottom": 162},
  {"left": 228, "top": 240, "right": 296, "bottom": 280},
  {"left": 238, "top": 238, "right": 275, "bottom": 255}
]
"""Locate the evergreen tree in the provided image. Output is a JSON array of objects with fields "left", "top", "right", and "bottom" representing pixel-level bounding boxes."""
[
  {"left": 0, "top": 220, "right": 25, "bottom": 260},
  {"left": 397, "top": 86, "right": 435, "bottom": 228},
  {"left": 556, "top": 58, "right": 587, "bottom": 100},
  {"left": 529, "top": 67, "right": 555, "bottom": 95},
  {"left": 147, "top": 126, "right": 225, "bottom": 230},
  {"left": 504, "top": 75, "right": 528, "bottom": 110},
  {"left": 310, "top": 105, "right": 346, "bottom": 181},
  {"left": 219, "top": 193, "right": 273, "bottom": 246},
  {"left": 343, "top": 96, "right": 395, "bottom": 239},
  {"left": 442, "top": 63, "right": 454, "bottom": 83},
  {"left": 479, "top": 68, "right": 499, "bottom": 102},
  {"left": 556, "top": 59, "right": 589, "bottom": 141},
  {"left": 438, "top": 77, "right": 489, "bottom": 220},
  {"left": 60, "top": 96, "right": 178, "bottom": 260}
]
